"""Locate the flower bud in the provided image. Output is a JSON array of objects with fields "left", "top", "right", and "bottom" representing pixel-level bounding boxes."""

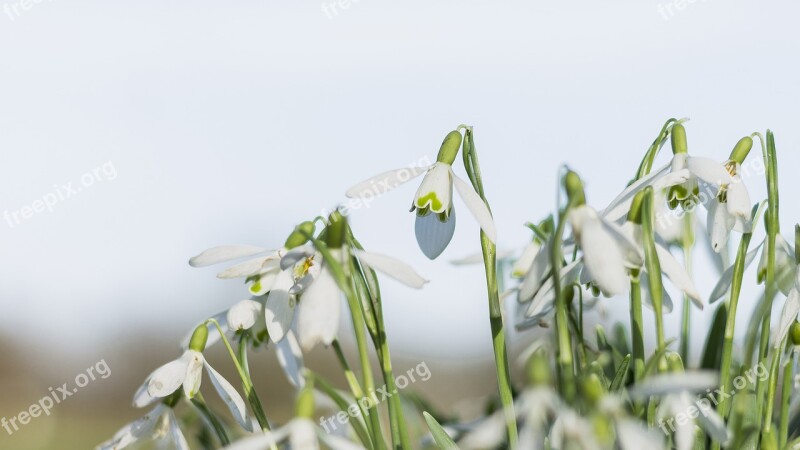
[
  {"left": 526, "top": 351, "right": 552, "bottom": 386},
  {"left": 436, "top": 130, "right": 463, "bottom": 165},
  {"left": 581, "top": 373, "right": 605, "bottom": 405},
  {"left": 627, "top": 190, "right": 646, "bottom": 225},
  {"left": 729, "top": 136, "right": 753, "bottom": 165},
  {"left": 325, "top": 210, "right": 347, "bottom": 249},
  {"left": 564, "top": 170, "right": 586, "bottom": 206},
  {"left": 790, "top": 322, "right": 800, "bottom": 347},
  {"left": 295, "top": 379, "right": 315, "bottom": 419},
  {"left": 670, "top": 123, "right": 688, "bottom": 155},
  {"left": 188, "top": 324, "right": 208, "bottom": 352},
  {"left": 285, "top": 221, "right": 316, "bottom": 250},
  {"left": 665, "top": 351, "right": 684, "bottom": 373}
]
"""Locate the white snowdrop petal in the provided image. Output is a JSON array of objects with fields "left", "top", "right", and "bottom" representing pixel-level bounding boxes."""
[
  {"left": 640, "top": 274, "right": 674, "bottom": 314},
  {"left": 290, "top": 419, "right": 320, "bottom": 450},
  {"left": 147, "top": 356, "right": 190, "bottom": 398},
  {"left": 687, "top": 157, "right": 732, "bottom": 186},
  {"left": 512, "top": 241, "right": 541, "bottom": 278},
  {"left": 707, "top": 200, "right": 735, "bottom": 253},
  {"left": 617, "top": 419, "right": 665, "bottom": 450},
  {"left": 655, "top": 244, "right": 703, "bottom": 309},
  {"left": 275, "top": 331, "right": 305, "bottom": 388},
  {"left": 133, "top": 377, "right": 157, "bottom": 408},
  {"left": 356, "top": 250, "right": 429, "bottom": 288},
  {"left": 167, "top": 410, "right": 191, "bottom": 450},
  {"left": 265, "top": 270, "right": 297, "bottom": 343},
  {"left": 604, "top": 220, "right": 644, "bottom": 268},
  {"left": 578, "top": 213, "right": 629, "bottom": 296},
  {"left": 413, "top": 163, "right": 453, "bottom": 214},
  {"left": 204, "top": 361, "right": 251, "bottom": 431},
  {"left": 452, "top": 172, "right": 497, "bottom": 243},
  {"left": 415, "top": 208, "right": 456, "bottom": 260},
  {"left": 691, "top": 393, "right": 730, "bottom": 444},
  {"left": 280, "top": 246, "right": 316, "bottom": 270},
  {"left": 227, "top": 299, "right": 263, "bottom": 331},
  {"left": 182, "top": 350, "right": 205, "bottom": 398},
  {"left": 249, "top": 271, "right": 279, "bottom": 296},
  {"left": 219, "top": 431, "right": 287, "bottom": 450},
  {"left": 628, "top": 372, "right": 719, "bottom": 398},
  {"left": 346, "top": 166, "right": 429, "bottom": 199},
  {"left": 518, "top": 243, "right": 552, "bottom": 302},
  {"left": 725, "top": 179, "right": 751, "bottom": 219},
  {"left": 601, "top": 163, "right": 671, "bottom": 222},
  {"left": 217, "top": 256, "right": 279, "bottom": 279},
  {"left": 297, "top": 268, "right": 341, "bottom": 351},
  {"left": 189, "top": 245, "right": 270, "bottom": 267},
  {"left": 708, "top": 241, "right": 762, "bottom": 303},
  {"left": 773, "top": 287, "right": 800, "bottom": 346}
]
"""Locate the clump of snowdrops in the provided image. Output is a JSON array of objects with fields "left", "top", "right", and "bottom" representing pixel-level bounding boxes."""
[{"left": 100, "top": 120, "right": 800, "bottom": 450}]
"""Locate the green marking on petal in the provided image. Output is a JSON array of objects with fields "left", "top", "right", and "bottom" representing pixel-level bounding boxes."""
[
  {"left": 416, "top": 192, "right": 443, "bottom": 212},
  {"left": 249, "top": 279, "right": 262, "bottom": 294}
]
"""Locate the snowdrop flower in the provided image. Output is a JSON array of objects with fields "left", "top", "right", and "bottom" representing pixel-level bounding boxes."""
[
  {"left": 97, "top": 402, "right": 188, "bottom": 450},
  {"left": 566, "top": 171, "right": 643, "bottom": 297},
  {"left": 281, "top": 212, "right": 428, "bottom": 351},
  {"left": 346, "top": 129, "right": 496, "bottom": 259},
  {"left": 629, "top": 372, "right": 729, "bottom": 450},
  {"left": 134, "top": 325, "right": 250, "bottom": 430},
  {"left": 222, "top": 378, "right": 364, "bottom": 450},
  {"left": 705, "top": 136, "right": 755, "bottom": 251}
]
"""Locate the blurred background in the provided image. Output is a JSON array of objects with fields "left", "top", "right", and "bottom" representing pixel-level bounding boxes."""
[{"left": 2, "top": 0, "right": 800, "bottom": 448}]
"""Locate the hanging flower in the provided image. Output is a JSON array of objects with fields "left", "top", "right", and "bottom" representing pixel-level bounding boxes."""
[
  {"left": 134, "top": 325, "right": 251, "bottom": 430},
  {"left": 97, "top": 402, "right": 189, "bottom": 450},
  {"left": 346, "top": 129, "right": 496, "bottom": 259}
]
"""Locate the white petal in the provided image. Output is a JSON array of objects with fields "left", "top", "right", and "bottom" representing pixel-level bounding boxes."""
[
  {"left": 189, "top": 245, "right": 270, "bottom": 267},
  {"left": 773, "top": 287, "right": 800, "bottom": 346},
  {"left": 512, "top": 241, "right": 541, "bottom": 278},
  {"left": 413, "top": 163, "right": 452, "bottom": 214},
  {"left": 280, "top": 246, "right": 316, "bottom": 270},
  {"left": 346, "top": 166, "right": 429, "bottom": 198},
  {"left": 572, "top": 208, "right": 629, "bottom": 296},
  {"left": 220, "top": 431, "right": 288, "bottom": 450},
  {"left": 217, "top": 256, "right": 279, "bottom": 279},
  {"left": 707, "top": 200, "right": 735, "bottom": 253},
  {"left": 265, "top": 270, "right": 297, "bottom": 343},
  {"left": 525, "top": 261, "right": 582, "bottom": 319},
  {"left": 617, "top": 419, "right": 665, "bottom": 450},
  {"left": 167, "top": 410, "right": 191, "bottom": 450},
  {"left": 601, "top": 163, "right": 670, "bottom": 222},
  {"left": 687, "top": 157, "right": 732, "bottom": 186},
  {"left": 452, "top": 171, "right": 497, "bottom": 243},
  {"left": 99, "top": 405, "right": 165, "bottom": 450},
  {"left": 290, "top": 419, "right": 320, "bottom": 450},
  {"left": 297, "top": 267, "right": 341, "bottom": 350},
  {"left": 415, "top": 208, "right": 456, "bottom": 260},
  {"left": 640, "top": 273, "right": 674, "bottom": 314},
  {"left": 653, "top": 168, "right": 692, "bottom": 191},
  {"left": 355, "top": 250, "right": 429, "bottom": 288},
  {"left": 133, "top": 377, "right": 157, "bottom": 408},
  {"left": 725, "top": 180, "right": 751, "bottom": 219},
  {"left": 182, "top": 350, "right": 205, "bottom": 398},
  {"left": 690, "top": 392, "right": 729, "bottom": 444},
  {"left": 656, "top": 244, "right": 703, "bottom": 309},
  {"left": 604, "top": 220, "right": 644, "bottom": 268},
  {"left": 275, "top": 331, "right": 305, "bottom": 388},
  {"left": 708, "top": 240, "right": 762, "bottom": 303},
  {"left": 628, "top": 372, "right": 718, "bottom": 398},
  {"left": 249, "top": 271, "right": 279, "bottom": 296},
  {"left": 204, "top": 361, "right": 251, "bottom": 431},
  {"left": 147, "top": 356, "right": 190, "bottom": 398},
  {"left": 227, "top": 299, "right": 263, "bottom": 331},
  {"left": 518, "top": 243, "right": 551, "bottom": 302}
]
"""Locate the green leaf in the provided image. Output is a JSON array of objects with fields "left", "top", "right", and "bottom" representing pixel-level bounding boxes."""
[
  {"left": 610, "top": 354, "right": 631, "bottom": 392},
  {"left": 423, "top": 412, "right": 459, "bottom": 449},
  {"left": 700, "top": 303, "right": 727, "bottom": 370}
]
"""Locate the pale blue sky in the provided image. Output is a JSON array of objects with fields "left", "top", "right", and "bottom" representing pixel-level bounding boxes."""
[{"left": 1, "top": 0, "right": 800, "bottom": 365}]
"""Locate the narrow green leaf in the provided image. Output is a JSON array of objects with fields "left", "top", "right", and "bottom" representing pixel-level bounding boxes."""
[
  {"left": 610, "top": 354, "right": 631, "bottom": 392},
  {"left": 423, "top": 412, "right": 459, "bottom": 449}
]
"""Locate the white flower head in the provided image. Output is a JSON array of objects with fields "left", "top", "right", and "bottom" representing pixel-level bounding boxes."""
[
  {"left": 97, "top": 404, "right": 189, "bottom": 450},
  {"left": 346, "top": 129, "right": 496, "bottom": 259}
]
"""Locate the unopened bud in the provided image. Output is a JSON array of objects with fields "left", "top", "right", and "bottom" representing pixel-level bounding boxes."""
[
  {"left": 564, "top": 170, "right": 586, "bottom": 206},
  {"left": 285, "top": 221, "right": 315, "bottom": 249}
]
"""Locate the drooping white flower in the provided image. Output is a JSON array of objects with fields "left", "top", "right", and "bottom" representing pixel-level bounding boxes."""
[
  {"left": 280, "top": 242, "right": 428, "bottom": 351},
  {"left": 96, "top": 404, "right": 189, "bottom": 450},
  {"left": 134, "top": 328, "right": 250, "bottom": 430},
  {"left": 346, "top": 130, "right": 496, "bottom": 259},
  {"left": 568, "top": 205, "right": 643, "bottom": 296},
  {"left": 221, "top": 418, "right": 364, "bottom": 450},
  {"left": 189, "top": 244, "right": 286, "bottom": 296}
]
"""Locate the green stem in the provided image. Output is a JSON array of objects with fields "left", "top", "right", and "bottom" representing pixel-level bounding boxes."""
[
  {"left": 635, "top": 117, "right": 678, "bottom": 179},
  {"left": 461, "top": 126, "right": 518, "bottom": 448},
  {"left": 641, "top": 187, "right": 666, "bottom": 357},
  {"left": 629, "top": 275, "right": 645, "bottom": 383},
  {"left": 717, "top": 232, "right": 753, "bottom": 420},
  {"left": 314, "top": 373, "right": 374, "bottom": 448},
  {"left": 779, "top": 353, "right": 793, "bottom": 448},
  {"left": 679, "top": 212, "right": 694, "bottom": 363},
  {"left": 551, "top": 201, "right": 576, "bottom": 402},
  {"left": 206, "top": 320, "right": 272, "bottom": 433},
  {"left": 191, "top": 393, "right": 230, "bottom": 446}
]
